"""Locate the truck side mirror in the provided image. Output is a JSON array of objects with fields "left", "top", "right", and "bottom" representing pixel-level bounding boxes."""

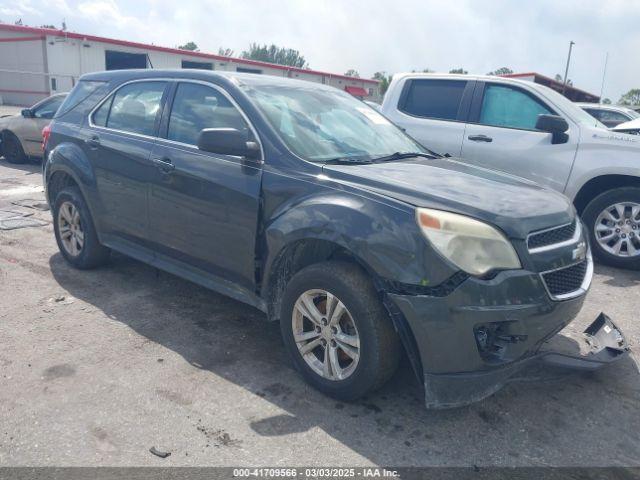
[
  {"left": 536, "top": 114, "right": 569, "bottom": 144},
  {"left": 197, "top": 128, "right": 260, "bottom": 160}
]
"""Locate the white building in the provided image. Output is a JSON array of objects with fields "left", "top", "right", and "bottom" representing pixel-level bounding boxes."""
[{"left": 0, "top": 23, "right": 380, "bottom": 106}]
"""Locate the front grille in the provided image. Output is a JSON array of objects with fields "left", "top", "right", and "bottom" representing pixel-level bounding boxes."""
[
  {"left": 528, "top": 221, "right": 576, "bottom": 250},
  {"left": 542, "top": 260, "right": 588, "bottom": 298}
]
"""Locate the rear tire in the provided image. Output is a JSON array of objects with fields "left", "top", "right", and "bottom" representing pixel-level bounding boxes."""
[
  {"left": 53, "top": 187, "right": 110, "bottom": 269},
  {"left": 279, "top": 261, "right": 401, "bottom": 401},
  {"left": 3, "top": 132, "right": 28, "bottom": 164},
  {"left": 582, "top": 187, "right": 640, "bottom": 270}
]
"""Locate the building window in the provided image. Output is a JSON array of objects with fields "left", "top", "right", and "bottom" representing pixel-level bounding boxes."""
[
  {"left": 105, "top": 50, "right": 147, "bottom": 70},
  {"left": 50, "top": 78, "right": 57, "bottom": 91},
  {"left": 182, "top": 60, "right": 213, "bottom": 70},
  {"left": 236, "top": 67, "right": 262, "bottom": 74}
]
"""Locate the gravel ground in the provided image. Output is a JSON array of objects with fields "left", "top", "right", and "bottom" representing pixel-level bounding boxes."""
[{"left": 0, "top": 155, "right": 639, "bottom": 468}]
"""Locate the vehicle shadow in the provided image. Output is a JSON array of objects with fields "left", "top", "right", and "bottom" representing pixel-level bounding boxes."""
[
  {"left": 48, "top": 252, "right": 640, "bottom": 466},
  {"left": 0, "top": 159, "right": 43, "bottom": 176},
  {"left": 595, "top": 263, "right": 640, "bottom": 288}
]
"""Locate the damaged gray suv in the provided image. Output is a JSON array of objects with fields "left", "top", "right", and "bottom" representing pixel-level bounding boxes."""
[{"left": 43, "top": 70, "right": 628, "bottom": 408}]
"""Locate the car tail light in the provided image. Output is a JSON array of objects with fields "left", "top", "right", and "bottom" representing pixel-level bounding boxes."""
[{"left": 42, "top": 124, "right": 51, "bottom": 151}]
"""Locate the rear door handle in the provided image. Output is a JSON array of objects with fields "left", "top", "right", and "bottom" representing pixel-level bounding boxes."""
[
  {"left": 86, "top": 134, "right": 100, "bottom": 149},
  {"left": 153, "top": 156, "right": 175, "bottom": 173},
  {"left": 468, "top": 134, "right": 493, "bottom": 143}
]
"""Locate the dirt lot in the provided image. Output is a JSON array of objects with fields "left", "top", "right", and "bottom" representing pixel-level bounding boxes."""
[{"left": 0, "top": 155, "right": 639, "bottom": 467}]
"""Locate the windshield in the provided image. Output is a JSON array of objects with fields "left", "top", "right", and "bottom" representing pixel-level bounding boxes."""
[{"left": 243, "top": 84, "right": 426, "bottom": 162}]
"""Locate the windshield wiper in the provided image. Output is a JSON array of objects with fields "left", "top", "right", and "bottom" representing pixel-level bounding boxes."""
[
  {"left": 323, "top": 157, "right": 375, "bottom": 165},
  {"left": 370, "top": 151, "right": 439, "bottom": 163}
]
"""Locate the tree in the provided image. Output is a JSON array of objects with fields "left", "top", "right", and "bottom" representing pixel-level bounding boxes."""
[
  {"left": 449, "top": 68, "right": 468, "bottom": 74},
  {"left": 372, "top": 71, "right": 392, "bottom": 95},
  {"left": 602, "top": 98, "right": 612, "bottom": 104},
  {"left": 619, "top": 89, "right": 640, "bottom": 106},
  {"left": 241, "top": 43, "right": 308, "bottom": 68},
  {"left": 486, "top": 67, "right": 513, "bottom": 76},
  {"left": 217, "top": 47, "right": 234, "bottom": 57},
  {"left": 178, "top": 41, "right": 199, "bottom": 52},
  {"left": 40, "top": 24, "right": 57, "bottom": 29},
  {"left": 411, "top": 68, "right": 434, "bottom": 73},
  {"left": 555, "top": 74, "right": 573, "bottom": 86},
  {"left": 344, "top": 69, "right": 360, "bottom": 78}
]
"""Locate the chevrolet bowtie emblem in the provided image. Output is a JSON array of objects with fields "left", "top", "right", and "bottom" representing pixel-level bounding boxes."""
[{"left": 572, "top": 242, "right": 587, "bottom": 261}]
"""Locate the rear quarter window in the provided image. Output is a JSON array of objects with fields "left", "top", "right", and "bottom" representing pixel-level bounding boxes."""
[
  {"left": 400, "top": 79, "right": 467, "bottom": 121},
  {"left": 55, "top": 80, "right": 106, "bottom": 117}
]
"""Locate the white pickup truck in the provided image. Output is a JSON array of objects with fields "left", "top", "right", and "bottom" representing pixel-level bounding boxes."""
[{"left": 381, "top": 73, "right": 640, "bottom": 270}]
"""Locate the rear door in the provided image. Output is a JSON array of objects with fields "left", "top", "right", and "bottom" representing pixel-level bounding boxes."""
[
  {"left": 147, "top": 80, "right": 263, "bottom": 292},
  {"left": 387, "top": 78, "right": 474, "bottom": 156},
  {"left": 84, "top": 80, "right": 169, "bottom": 245},
  {"left": 460, "top": 81, "right": 579, "bottom": 193}
]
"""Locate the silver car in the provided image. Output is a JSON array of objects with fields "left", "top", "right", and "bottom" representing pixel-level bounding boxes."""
[{"left": 0, "top": 93, "right": 67, "bottom": 164}]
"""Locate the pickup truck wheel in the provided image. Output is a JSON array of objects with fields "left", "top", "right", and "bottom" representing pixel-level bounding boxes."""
[
  {"left": 280, "top": 261, "right": 401, "bottom": 401},
  {"left": 582, "top": 187, "right": 640, "bottom": 270},
  {"left": 53, "top": 187, "right": 110, "bottom": 269},
  {"left": 3, "top": 132, "right": 27, "bottom": 164}
]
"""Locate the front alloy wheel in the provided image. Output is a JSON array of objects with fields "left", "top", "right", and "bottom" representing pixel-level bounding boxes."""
[
  {"left": 594, "top": 202, "right": 640, "bottom": 258},
  {"left": 280, "top": 261, "right": 401, "bottom": 401},
  {"left": 292, "top": 289, "right": 360, "bottom": 381}
]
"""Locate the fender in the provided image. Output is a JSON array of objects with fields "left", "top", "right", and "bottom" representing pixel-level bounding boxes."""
[{"left": 260, "top": 190, "right": 458, "bottom": 295}]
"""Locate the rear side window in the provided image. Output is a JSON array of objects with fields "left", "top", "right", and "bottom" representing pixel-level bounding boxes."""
[
  {"left": 479, "top": 84, "right": 553, "bottom": 130},
  {"left": 55, "top": 80, "right": 105, "bottom": 117},
  {"left": 400, "top": 79, "right": 466, "bottom": 120},
  {"left": 167, "top": 82, "right": 249, "bottom": 146},
  {"left": 92, "top": 81, "right": 167, "bottom": 136}
]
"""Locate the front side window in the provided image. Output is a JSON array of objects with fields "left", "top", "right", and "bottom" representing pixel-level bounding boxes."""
[
  {"left": 167, "top": 82, "right": 249, "bottom": 146},
  {"left": 479, "top": 84, "right": 553, "bottom": 130},
  {"left": 243, "top": 83, "right": 425, "bottom": 162},
  {"left": 34, "top": 95, "right": 65, "bottom": 119},
  {"left": 400, "top": 79, "right": 467, "bottom": 120},
  {"left": 93, "top": 81, "right": 166, "bottom": 136},
  {"left": 597, "top": 110, "right": 632, "bottom": 124}
]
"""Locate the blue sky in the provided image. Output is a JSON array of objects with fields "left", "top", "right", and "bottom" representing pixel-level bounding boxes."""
[{"left": 1, "top": 0, "right": 638, "bottom": 101}]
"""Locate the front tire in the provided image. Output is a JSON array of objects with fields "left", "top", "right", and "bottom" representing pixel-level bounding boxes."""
[
  {"left": 280, "top": 261, "right": 401, "bottom": 401},
  {"left": 582, "top": 187, "right": 640, "bottom": 270},
  {"left": 3, "top": 132, "right": 27, "bottom": 164},
  {"left": 53, "top": 187, "right": 110, "bottom": 269}
]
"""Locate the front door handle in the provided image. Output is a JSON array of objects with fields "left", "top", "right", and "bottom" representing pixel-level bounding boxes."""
[
  {"left": 86, "top": 134, "right": 100, "bottom": 149},
  {"left": 153, "top": 156, "right": 175, "bottom": 174},
  {"left": 468, "top": 134, "right": 493, "bottom": 143}
]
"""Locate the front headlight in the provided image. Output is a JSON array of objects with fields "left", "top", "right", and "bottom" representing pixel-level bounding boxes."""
[{"left": 416, "top": 208, "right": 521, "bottom": 276}]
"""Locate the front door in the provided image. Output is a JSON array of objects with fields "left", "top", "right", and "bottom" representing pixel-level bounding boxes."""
[
  {"left": 460, "top": 82, "right": 579, "bottom": 193},
  {"left": 148, "top": 81, "right": 263, "bottom": 292},
  {"left": 84, "top": 80, "right": 168, "bottom": 245}
]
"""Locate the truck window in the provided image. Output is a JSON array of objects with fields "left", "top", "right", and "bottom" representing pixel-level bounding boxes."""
[
  {"left": 167, "top": 82, "right": 249, "bottom": 146},
  {"left": 400, "top": 79, "right": 466, "bottom": 121},
  {"left": 479, "top": 84, "right": 553, "bottom": 130}
]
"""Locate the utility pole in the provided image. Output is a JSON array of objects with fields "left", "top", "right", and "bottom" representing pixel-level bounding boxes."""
[
  {"left": 599, "top": 52, "right": 609, "bottom": 104},
  {"left": 562, "top": 41, "right": 575, "bottom": 95}
]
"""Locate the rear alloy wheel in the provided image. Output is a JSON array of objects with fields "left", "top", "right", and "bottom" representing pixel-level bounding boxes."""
[
  {"left": 280, "top": 261, "right": 401, "bottom": 401},
  {"left": 53, "top": 187, "right": 110, "bottom": 269},
  {"left": 583, "top": 187, "right": 640, "bottom": 270},
  {"left": 3, "top": 132, "right": 27, "bottom": 164}
]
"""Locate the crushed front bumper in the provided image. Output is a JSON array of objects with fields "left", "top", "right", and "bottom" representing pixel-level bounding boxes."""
[
  {"left": 386, "top": 268, "right": 630, "bottom": 409},
  {"left": 421, "top": 313, "right": 628, "bottom": 409}
]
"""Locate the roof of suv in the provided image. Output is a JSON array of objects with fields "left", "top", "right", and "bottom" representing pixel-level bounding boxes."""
[{"left": 80, "top": 69, "right": 340, "bottom": 92}]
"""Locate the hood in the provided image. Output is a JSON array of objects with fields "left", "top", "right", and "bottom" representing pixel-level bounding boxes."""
[
  {"left": 612, "top": 117, "right": 640, "bottom": 132},
  {"left": 323, "top": 158, "right": 574, "bottom": 239}
]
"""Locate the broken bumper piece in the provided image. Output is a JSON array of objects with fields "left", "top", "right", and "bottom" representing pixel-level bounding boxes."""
[{"left": 424, "top": 313, "right": 629, "bottom": 409}]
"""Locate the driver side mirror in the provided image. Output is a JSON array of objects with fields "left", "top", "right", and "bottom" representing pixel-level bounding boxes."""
[
  {"left": 536, "top": 114, "right": 569, "bottom": 144},
  {"left": 197, "top": 128, "right": 260, "bottom": 160},
  {"left": 21, "top": 108, "right": 34, "bottom": 118}
]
